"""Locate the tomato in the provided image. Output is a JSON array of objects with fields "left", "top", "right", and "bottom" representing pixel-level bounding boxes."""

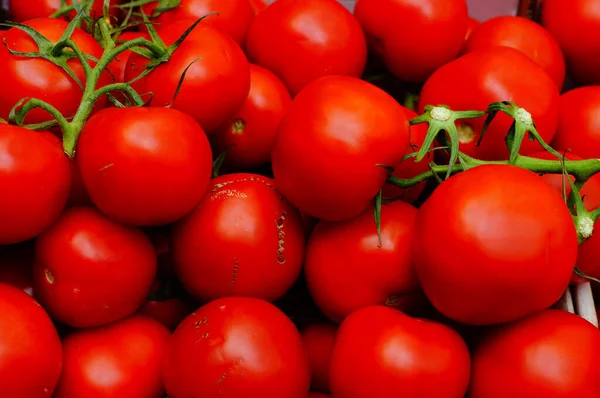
[
  {"left": 542, "top": 0, "right": 600, "bottom": 85},
  {"left": 108, "top": 31, "right": 150, "bottom": 105},
  {"left": 54, "top": 315, "right": 170, "bottom": 397},
  {"left": 0, "top": 18, "right": 110, "bottom": 125},
  {"left": 250, "top": 0, "right": 269, "bottom": 14},
  {"left": 33, "top": 206, "right": 157, "bottom": 328},
  {"left": 9, "top": 0, "right": 120, "bottom": 22},
  {"left": 301, "top": 323, "right": 337, "bottom": 393},
  {"left": 76, "top": 107, "right": 213, "bottom": 226},
  {"left": 0, "top": 242, "right": 34, "bottom": 296},
  {"left": 126, "top": 21, "right": 250, "bottom": 133},
  {"left": 551, "top": 86, "right": 600, "bottom": 159},
  {"left": 245, "top": 0, "right": 367, "bottom": 95},
  {"left": 272, "top": 76, "right": 410, "bottom": 221},
  {"left": 0, "top": 283, "right": 62, "bottom": 397},
  {"left": 0, "top": 125, "right": 71, "bottom": 245},
  {"left": 354, "top": 0, "right": 468, "bottom": 82},
  {"left": 163, "top": 297, "right": 311, "bottom": 397},
  {"left": 418, "top": 47, "right": 559, "bottom": 160},
  {"left": 465, "top": 16, "right": 480, "bottom": 42},
  {"left": 528, "top": 151, "right": 580, "bottom": 199},
  {"left": 329, "top": 306, "right": 470, "bottom": 398},
  {"left": 141, "top": 0, "right": 255, "bottom": 47},
  {"left": 462, "top": 16, "right": 565, "bottom": 89},
  {"left": 470, "top": 310, "right": 600, "bottom": 398},
  {"left": 212, "top": 64, "right": 292, "bottom": 169},
  {"left": 172, "top": 173, "right": 305, "bottom": 302},
  {"left": 413, "top": 164, "right": 578, "bottom": 325}
]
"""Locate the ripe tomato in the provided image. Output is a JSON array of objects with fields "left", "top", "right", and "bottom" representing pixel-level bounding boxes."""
[
  {"left": 163, "top": 297, "right": 311, "bottom": 397},
  {"left": 271, "top": 76, "right": 410, "bottom": 221},
  {"left": 354, "top": 0, "right": 468, "bottom": 82},
  {"left": 0, "top": 242, "right": 34, "bottom": 296},
  {"left": 465, "top": 16, "right": 480, "bottom": 42},
  {"left": 141, "top": 0, "right": 255, "bottom": 47},
  {"left": 250, "top": 0, "right": 269, "bottom": 14},
  {"left": 413, "top": 165, "right": 578, "bottom": 325},
  {"left": 301, "top": 323, "right": 337, "bottom": 393},
  {"left": 76, "top": 107, "right": 213, "bottom": 226},
  {"left": 306, "top": 201, "right": 422, "bottom": 322},
  {"left": 54, "top": 315, "right": 170, "bottom": 397},
  {"left": 9, "top": 0, "right": 120, "bottom": 22},
  {"left": 33, "top": 207, "right": 157, "bottom": 328},
  {"left": 126, "top": 21, "right": 250, "bottom": 133},
  {"left": 0, "top": 18, "right": 110, "bottom": 125},
  {"left": 329, "top": 306, "right": 470, "bottom": 398},
  {"left": 0, "top": 125, "right": 71, "bottom": 245},
  {"left": 172, "top": 173, "right": 305, "bottom": 302},
  {"left": 0, "top": 283, "right": 62, "bottom": 397},
  {"left": 470, "top": 310, "right": 600, "bottom": 398},
  {"left": 418, "top": 47, "right": 559, "bottom": 160},
  {"left": 462, "top": 16, "right": 565, "bottom": 89},
  {"left": 212, "top": 64, "right": 292, "bottom": 169},
  {"left": 245, "top": 0, "right": 367, "bottom": 95}
]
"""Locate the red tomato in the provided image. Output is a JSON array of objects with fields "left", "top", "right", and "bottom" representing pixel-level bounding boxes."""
[
  {"left": 0, "top": 242, "right": 34, "bottom": 296},
  {"left": 271, "top": 76, "right": 410, "bottom": 221},
  {"left": 465, "top": 16, "right": 480, "bottom": 42},
  {"left": 470, "top": 310, "right": 600, "bottom": 398},
  {"left": 250, "top": 0, "right": 269, "bottom": 14},
  {"left": 306, "top": 201, "right": 422, "bottom": 323},
  {"left": 54, "top": 315, "right": 170, "bottom": 397},
  {"left": 212, "top": 64, "right": 292, "bottom": 169},
  {"left": 354, "top": 0, "right": 468, "bottom": 82},
  {"left": 462, "top": 16, "right": 565, "bottom": 88},
  {"left": 33, "top": 207, "right": 157, "bottom": 328},
  {"left": 9, "top": 0, "right": 120, "bottom": 22},
  {"left": 413, "top": 165, "right": 578, "bottom": 325},
  {"left": 0, "top": 283, "right": 62, "bottom": 397},
  {"left": 0, "top": 125, "right": 71, "bottom": 245},
  {"left": 76, "top": 107, "right": 213, "bottom": 226},
  {"left": 418, "top": 47, "right": 559, "bottom": 160},
  {"left": 552, "top": 86, "right": 600, "bottom": 159},
  {"left": 245, "top": 0, "right": 367, "bottom": 95},
  {"left": 330, "top": 306, "right": 470, "bottom": 398},
  {"left": 163, "top": 297, "right": 311, "bottom": 397},
  {"left": 126, "top": 21, "right": 250, "bottom": 133},
  {"left": 301, "top": 323, "right": 337, "bottom": 393},
  {"left": 0, "top": 18, "right": 109, "bottom": 125},
  {"left": 172, "top": 173, "right": 305, "bottom": 302}
]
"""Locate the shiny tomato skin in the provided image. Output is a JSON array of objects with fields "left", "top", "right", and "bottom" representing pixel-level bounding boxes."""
[
  {"left": 271, "top": 75, "right": 410, "bottom": 221},
  {"left": 33, "top": 206, "right": 157, "bottom": 328},
  {"left": 54, "top": 315, "right": 170, "bottom": 398},
  {"left": 0, "top": 242, "right": 34, "bottom": 296},
  {"left": 172, "top": 173, "right": 305, "bottom": 302},
  {"left": 9, "top": 0, "right": 120, "bottom": 22},
  {"left": 418, "top": 47, "right": 559, "bottom": 160},
  {"left": 245, "top": 0, "right": 367, "bottom": 95},
  {"left": 0, "top": 125, "right": 71, "bottom": 245},
  {"left": 330, "top": 306, "right": 470, "bottom": 398},
  {"left": 212, "top": 64, "right": 292, "bottom": 169},
  {"left": 354, "top": 0, "right": 468, "bottom": 82},
  {"left": 470, "top": 310, "right": 600, "bottom": 398},
  {"left": 413, "top": 165, "right": 578, "bottom": 325},
  {"left": 76, "top": 107, "right": 213, "bottom": 226},
  {"left": 306, "top": 201, "right": 421, "bottom": 323},
  {"left": 163, "top": 297, "right": 311, "bottom": 398},
  {"left": 0, "top": 283, "right": 62, "bottom": 397},
  {"left": 126, "top": 21, "right": 250, "bottom": 133},
  {"left": 301, "top": 323, "right": 337, "bottom": 393},
  {"left": 0, "top": 18, "right": 109, "bottom": 125}
]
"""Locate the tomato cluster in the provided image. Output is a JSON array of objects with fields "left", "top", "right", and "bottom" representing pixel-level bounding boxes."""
[{"left": 1, "top": 0, "right": 600, "bottom": 397}]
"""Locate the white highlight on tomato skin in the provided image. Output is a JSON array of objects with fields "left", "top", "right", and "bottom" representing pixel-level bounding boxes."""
[
  {"left": 516, "top": 108, "right": 533, "bottom": 126},
  {"left": 430, "top": 106, "right": 451, "bottom": 122}
]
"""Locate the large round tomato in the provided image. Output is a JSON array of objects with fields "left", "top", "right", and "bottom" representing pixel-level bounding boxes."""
[
  {"left": 0, "top": 18, "right": 110, "bottom": 125},
  {"left": 33, "top": 207, "right": 157, "bottom": 328},
  {"left": 413, "top": 164, "right": 578, "bottom": 325},
  {"left": 0, "top": 125, "right": 71, "bottom": 245},
  {"left": 418, "top": 47, "right": 559, "bottom": 160},
  {"left": 126, "top": 21, "right": 250, "bottom": 132},
  {"left": 53, "top": 315, "right": 170, "bottom": 397},
  {"left": 329, "top": 306, "right": 470, "bottom": 398},
  {"left": 271, "top": 76, "right": 410, "bottom": 221},
  {"left": 470, "top": 310, "right": 600, "bottom": 398},
  {"left": 0, "top": 283, "right": 62, "bottom": 397},
  {"left": 172, "top": 173, "right": 305, "bottom": 302},
  {"left": 245, "top": 0, "right": 367, "bottom": 95},
  {"left": 0, "top": 242, "right": 34, "bottom": 296},
  {"left": 354, "top": 0, "right": 468, "bottom": 82},
  {"left": 76, "top": 107, "right": 213, "bottom": 226},
  {"left": 301, "top": 323, "right": 337, "bottom": 394},
  {"left": 163, "top": 297, "right": 311, "bottom": 397},
  {"left": 9, "top": 0, "right": 121, "bottom": 22}
]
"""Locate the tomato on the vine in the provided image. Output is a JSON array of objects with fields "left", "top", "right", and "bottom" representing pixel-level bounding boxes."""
[{"left": 301, "top": 323, "right": 337, "bottom": 393}]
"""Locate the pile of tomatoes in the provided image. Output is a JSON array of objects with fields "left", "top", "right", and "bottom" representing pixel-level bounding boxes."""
[{"left": 1, "top": 0, "right": 600, "bottom": 397}]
